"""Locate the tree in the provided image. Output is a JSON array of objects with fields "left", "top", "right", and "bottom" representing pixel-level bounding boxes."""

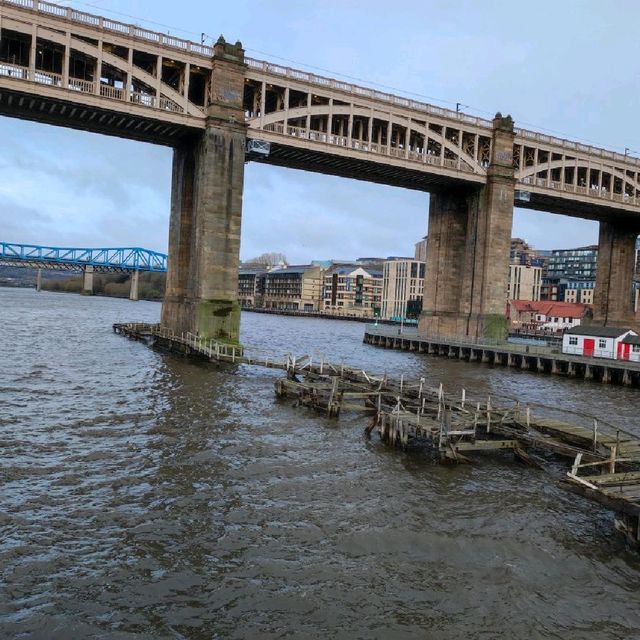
[{"left": 244, "top": 252, "right": 288, "bottom": 267}]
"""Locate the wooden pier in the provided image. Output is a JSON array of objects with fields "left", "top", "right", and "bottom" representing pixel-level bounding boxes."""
[
  {"left": 114, "top": 322, "right": 640, "bottom": 549},
  {"left": 363, "top": 325, "right": 640, "bottom": 387}
]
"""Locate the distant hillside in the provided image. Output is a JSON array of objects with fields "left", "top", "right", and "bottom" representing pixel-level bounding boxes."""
[
  {"left": 0, "top": 265, "right": 76, "bottom": 288},
  {"left": 43, "top": 271, "right": 166, "bottom": 301}
]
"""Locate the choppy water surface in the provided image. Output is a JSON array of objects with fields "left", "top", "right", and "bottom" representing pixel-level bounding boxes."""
[{"left": 2, "top": 288, "right": 640, "bottom": 639}]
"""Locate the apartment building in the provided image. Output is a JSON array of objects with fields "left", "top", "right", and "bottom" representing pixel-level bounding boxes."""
[
  {"left": 262, "top": 265, "right": 323, "bottom": 311},
  {"left": 381, "top": 258, "right": 425, "bottom": 320},
  {"left": 563, "top": 279, "right": 595, "bottom": 304},
  {"left": 414, "top": 237, "right": 428, "bottom": 262},
  {"left": 322, "top": 265, "right": 383, "bottom": 317},
  {"left": 508, "top": 264, "right": 542, "bottom": 301},
  {"left": 546, "top": 245, "right": 598, "bottom": 279},
  {"left": 238, "top": 268, "right": 266, "bottom": 307}
]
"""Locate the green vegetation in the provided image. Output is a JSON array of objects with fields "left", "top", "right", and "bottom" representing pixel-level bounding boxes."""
[
  {"left": 482, "top": 314, "right": 509, "bottom": 342},
  {"left": 42, "top": 271, "right": 166, "bottom": 301}
]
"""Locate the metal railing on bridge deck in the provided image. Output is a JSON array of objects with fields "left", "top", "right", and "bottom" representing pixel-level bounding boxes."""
[{"left": 0, "top": 242, "right": 167, "bottom": 272}]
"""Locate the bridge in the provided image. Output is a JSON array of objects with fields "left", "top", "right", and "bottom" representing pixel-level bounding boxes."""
[
  {"left": 0, "top": 241, "right": 167, "bottom": 299},
  {"left": 0, "top": 0, "right": 638, "bottom": 340}
]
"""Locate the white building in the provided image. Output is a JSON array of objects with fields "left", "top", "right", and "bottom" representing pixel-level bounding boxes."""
[
  {"left": 508, "top": 264, "right": 542, "bottom": 301},
  {"left": 381, "top": 258, "right": 425, "bottom": 320},
  {"left": 562, "top": 326, "right": 638, "bottom": 360}
]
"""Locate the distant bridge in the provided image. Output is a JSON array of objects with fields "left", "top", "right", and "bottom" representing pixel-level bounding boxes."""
[
  {"left": 0, "top": 242, "right": 167, "bottom": 271},
  {"left": 0, "top": 242, "right": 167, "bottom": 299}
]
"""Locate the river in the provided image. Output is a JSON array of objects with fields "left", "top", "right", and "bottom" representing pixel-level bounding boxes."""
[{"left": 2, "top": 287, "right": 640, "bottom": 639}]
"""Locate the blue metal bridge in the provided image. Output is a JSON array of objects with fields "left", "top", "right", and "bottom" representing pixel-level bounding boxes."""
[{"left": 0, "top": 242, "right": 167, "bottom": 272}]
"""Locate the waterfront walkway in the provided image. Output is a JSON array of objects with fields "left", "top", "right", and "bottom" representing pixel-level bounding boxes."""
[{"left": 363, "top": 325, "right": 640, "bottom": 387}]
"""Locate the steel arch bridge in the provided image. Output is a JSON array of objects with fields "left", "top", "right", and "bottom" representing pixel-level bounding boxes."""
[{"left": 0, "top": 242, "right": 167, "bottom": 272}]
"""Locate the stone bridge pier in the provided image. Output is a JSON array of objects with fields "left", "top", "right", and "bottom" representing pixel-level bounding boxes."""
[
  {"left": 161, "top": 38, "right": 247, "bottom": 343},
  {"left": 419, "top": 113, "right": 516, "bottom": 340},
  {"left": 592, "top": 220, "right": 640, "bottom": 329}
]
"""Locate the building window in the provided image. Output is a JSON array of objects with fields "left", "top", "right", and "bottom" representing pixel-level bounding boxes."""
[
  {"left": 598, "top": 339, "right": 607, "bottom": 349},
  {"left": 633, "top": 345, "right": 640, "bottom": 353},
  {"left": 569, "top": 337, "right": 578, "bottom": 346}
]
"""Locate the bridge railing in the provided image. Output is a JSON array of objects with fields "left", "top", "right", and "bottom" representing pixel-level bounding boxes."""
[
  {"left": 515, "top": 127, "right": 640, "bottom": 170},
  {"left": 518, "top": 175, "right": 640, "bottom": 207},
  {"left": 246, "top": 58, "right": 495, "bottom": 131},
  {"left": 1, "top": 0, "right": 214, "bottom": 58},
  {"left": 0, "top": 60, "right": 184, "bottom": 114},
  {"left": 259, "top": 123, "right": 479, "bottom": 175}
]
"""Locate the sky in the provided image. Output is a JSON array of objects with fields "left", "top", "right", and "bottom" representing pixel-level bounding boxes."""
[{"left": 2, "top": 0, "right": 640, "bottom": 263}]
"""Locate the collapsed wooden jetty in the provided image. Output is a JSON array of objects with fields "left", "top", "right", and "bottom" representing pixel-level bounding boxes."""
[{"left": 114, "top": 322, "right": 640, "bottom": 549}]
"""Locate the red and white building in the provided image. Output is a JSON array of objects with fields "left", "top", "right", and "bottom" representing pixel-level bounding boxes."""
[
  {"left": 508, "top": 300, "right": 589, "bottom": 332},
  {"left": 562, "top": 326, "right": 640, "bottom": 360}
]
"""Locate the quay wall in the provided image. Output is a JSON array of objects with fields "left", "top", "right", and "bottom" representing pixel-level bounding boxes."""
[{"left": 364, "top": 328, "right": 640, "bottom": 388}]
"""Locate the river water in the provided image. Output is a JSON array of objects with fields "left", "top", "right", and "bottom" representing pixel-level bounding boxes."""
[{"left": 2, "top": 287, "right": 640, "bottom": 639}]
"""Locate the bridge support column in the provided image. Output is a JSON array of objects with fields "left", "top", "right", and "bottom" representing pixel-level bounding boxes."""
[
  {"left": 591, "top": 220, "right": 639, "bottom": 329},
  {"left": 36, "top": 268, "right": 42, "bottom": 292},
  {"left": 419, "top": 113, "right": 515, "bottom": 340},
  {"left": 82, "top": 266, "right": 94, "bottom": 295},
  {"left": 161, "top": 38, "right": 247, "bottom": 342},
  {"left": 129, "top": 270, "right": 140, "bottom": 301}
]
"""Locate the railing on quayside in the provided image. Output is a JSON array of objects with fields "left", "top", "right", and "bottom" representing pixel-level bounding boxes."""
[{"left": 363, "top": 324, "right": 559, "bottom": 356}]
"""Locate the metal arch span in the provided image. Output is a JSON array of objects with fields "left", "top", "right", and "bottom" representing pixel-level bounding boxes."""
[
  {"left": 0, "top": 242, "right": 167, "bottom": 272},
  {"left": 1, "top": 0, "right": 640, "bottom": 215}
]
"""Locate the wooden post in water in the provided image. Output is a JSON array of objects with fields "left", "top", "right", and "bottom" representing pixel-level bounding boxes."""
[
  {"left": 609, "top": 445, "right": 617, "bottom": 474},
  {"left": 474, "top": 402, "right": 480, "bottom": 436},
  {"left": 593, "top": 419, "right": 598, "bottom": 452},
  {"left": 487, "top": 395, "right": 492, "bottom": 434}
]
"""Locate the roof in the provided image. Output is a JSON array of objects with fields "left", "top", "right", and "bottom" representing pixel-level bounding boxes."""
[
  {"left": 621, "top": 334, "right": 640, "bottom": 345},
  {"left": 566, "top": 325, "right": 631, "bottom": 338},
  {"left": 239, "top": 267, "right": 267, "bottom": 276},
  {"left": 325, "top": 266, "right": 384, "bottom": 278},
  {"left": 509, "top": 300, "right": 589, "bottom": 319},
  {"left": 268, "top": 264, "right": 319, "bottom": 275}
]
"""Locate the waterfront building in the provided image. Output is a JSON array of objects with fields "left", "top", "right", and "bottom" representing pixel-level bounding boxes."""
[
  {"left": 262, "top": 264, "right": 323, "bottom": 311},
  {"left": 508, "top": 300, "right": 588, "bottom": 332},
  {"left": 563, "top": 279, "right": 595, "bottom": 304},
  {"left": 563, "top": 326, "right": 638, "bottom": 360},
  {"left": 322, "top": 265, "right": 383, "bottom": 317},
  {"left": 508, "top": 264, "right": 542, "bottom": 301},
  {"left": 546, "top": 245, "right": 598, "bottom": 280},
  {"left": 540, "top": 278, "right": 560, "bottom": 302},
  {"left": 381, "top": 258, "right": 425, "bottom": 320},
  {"left": 414, "top": 237, "right": 428, "bottom": 262},
  {"left": 238, "top": 267, "right": 267, "bottom": 307}
]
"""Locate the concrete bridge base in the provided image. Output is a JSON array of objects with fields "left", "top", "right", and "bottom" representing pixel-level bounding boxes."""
[
  {"left": 419, "top": 113, "right": 515, "bottom": 341},
  {"left": 591, "top": 220, "right": 640, "bottom": 331},
  {"left": 82, "top": 265, "right": 94, "bottom": 295},
  {"left": 161, "top": 39, "right": 247, "bottom": 342},
  {"left": 129, "top": 270, "right": 139, "bottom": 301}
]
